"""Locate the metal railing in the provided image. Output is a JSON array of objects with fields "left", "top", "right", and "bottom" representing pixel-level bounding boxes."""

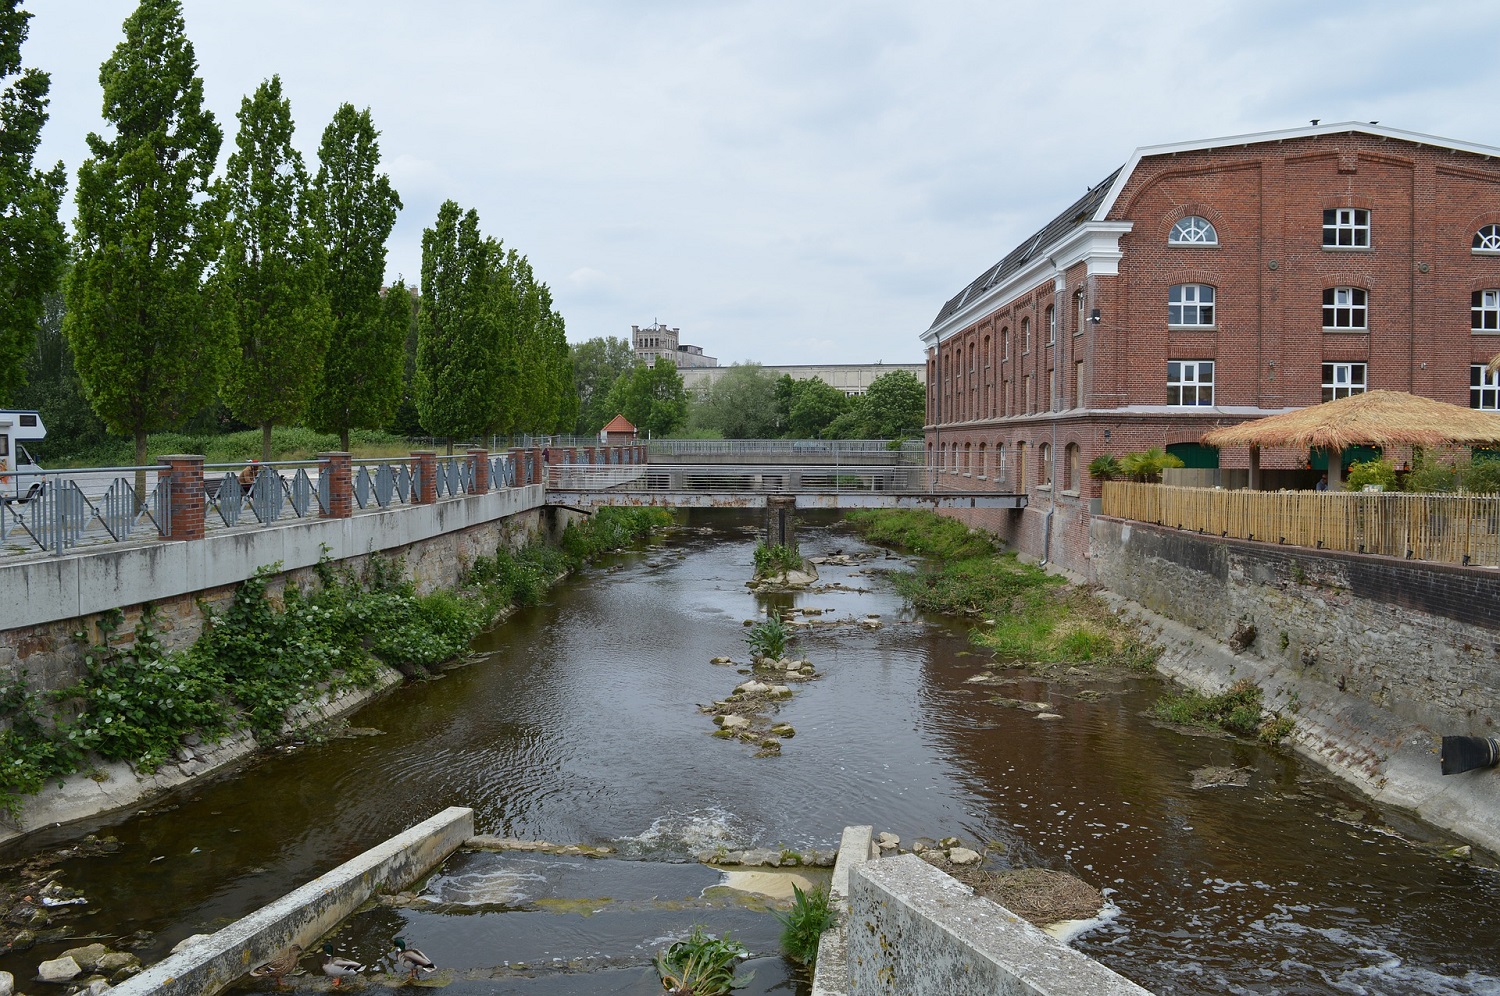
[
  {"left": 646, "top": 439, "right": 925, "bottom": 461},
  {"left": 552, "top": 463, "right": 944, "bottom": 493},
  {"left": 1, "top": 466, "right": 170, "bottom": 555},
  {"left": 205, "top": 462, "right": 326, "bottom": 528},
  {"left": 1102, "top": 482, "right": 1500, "bottom": 567}
]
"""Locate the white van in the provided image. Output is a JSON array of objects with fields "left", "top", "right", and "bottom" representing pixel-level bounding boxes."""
[{"left": 0, "top": 409, "right": 46, "bottom": 501}]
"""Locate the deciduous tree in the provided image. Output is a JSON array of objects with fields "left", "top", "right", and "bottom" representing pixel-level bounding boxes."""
[
  {"left": 571, "top": 337, "right": 635, "bottom": 434},
  {"left": 690, "top": 363, "right": 780, "bottom": 438},
  {"left": 66, "top": 0, "right": 223, "bottom": 478},
  {"left": 215, "top": 75, "right": 332, "bottom": 461},
  {"left": 602, "top": 357, "right": 687, "bottom": 437},
  {"left": 308, "top": 103, "right": 402, "bottom": 451},
  {"left": 787, "top": 376, "right": 848, "bottom": 439},
  {"left": 0, "top": 0, "right": 65, "bottom": 403},
  {"left": 416, "top": 200, "right": 499, "bottom": 447}
]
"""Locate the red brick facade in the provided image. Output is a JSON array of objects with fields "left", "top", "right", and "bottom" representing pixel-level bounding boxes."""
[{"left": 922, "top": 124, "right": 1500, "bottom": 575}]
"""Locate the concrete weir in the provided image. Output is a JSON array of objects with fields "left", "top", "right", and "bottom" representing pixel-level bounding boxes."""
[{"left": 113, "top": 807, "right": 474, "bottom": 996}]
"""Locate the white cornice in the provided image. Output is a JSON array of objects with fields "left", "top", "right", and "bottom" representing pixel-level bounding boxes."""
[
  {"left": 1093, "top": 121, "right": 1500, "bottom": 221},
  {"left": 921, "top": 221, "right": 1134, "bottom": 347}
]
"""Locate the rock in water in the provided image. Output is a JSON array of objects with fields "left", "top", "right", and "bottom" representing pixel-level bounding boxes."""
[{"left": 38, "top": 956, "right": 82, "bottom": 983}]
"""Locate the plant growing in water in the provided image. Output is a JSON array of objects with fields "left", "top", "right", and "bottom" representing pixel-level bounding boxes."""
[
  {"left": 746, "top": 614, "right": 789, "bottom": 660},
  {"left": 775, "top": 883, "right": 835, "bottom": 966},
  {"left": 753, "top": 542, "right": 801, "bottom": 577},
  {"left": 656, "top": 926, "right": 753, "bottom": 995}
]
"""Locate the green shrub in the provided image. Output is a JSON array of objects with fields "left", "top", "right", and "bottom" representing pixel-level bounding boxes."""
[
  {"left": 775, "top": 884, "right": 835, "bottom": 966},
  {"left": 1118, "top": 448, "right": 1184, "bottom": 482},
  {"left": 746, "top": 614, "right": 789, "bottom": 660},
  {"left": 1088, "top": 454, "right": 1122, "bottom": 480},
  {"left": 1154, "top": 678, "right": 1292, "bottom": 744},
  {"left": 1343, "top": 458, "right": 1397, "bottom": 492},
  {"left": 1404, "top": 460, "right": 1456, "bottom": 493},
  {"left": 1463, "top": 457, "right": 1500, "bottom": 494},
  {"left": 753, "top": 543, "right": 801, "bottom": 577},
  {"left": 656, "top": 927, "right": 753, "bottom": 995}
]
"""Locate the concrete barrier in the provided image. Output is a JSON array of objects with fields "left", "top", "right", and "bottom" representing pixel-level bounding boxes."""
[
  {"left": 113, "top": 807, "right": 474, "bottom": 996},
  {"left": 846, "top": 854, "right": 1152, "bottom": 996},
  {"left": 810, "top": 825, "right": 874, "bottom": 996}
]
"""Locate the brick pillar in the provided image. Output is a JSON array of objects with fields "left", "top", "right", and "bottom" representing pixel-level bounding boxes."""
[
  {"left": 412, "top": 451, "right": 437, "bottom": 504},
  {"left": 584, "top": 446, "right": 597, "bottom": 465},
  {"left": 531, "top": 448, "right": 545, "bottom": 486},
  {"left": 160, "top": 454, "right": 205, "bottom": 541},
  {"left": 468, "top": 448, "right": 490, "bottom": 492},
  {"left": 508, "top": 448, "right": 525, "bottom": 485},
  {"left": 319, "top": 452, "right": 352, "bottom": 518}
]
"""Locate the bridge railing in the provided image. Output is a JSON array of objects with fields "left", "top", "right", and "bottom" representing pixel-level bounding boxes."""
[
  {"left": 0, "top": 465, "right": 172, "bottom": 556},
  {"left": 646, "top": 439, "right": 925, "bottom": 462},
  {"left": 552, "top": 463, "right": 944, "bottom": 493}
]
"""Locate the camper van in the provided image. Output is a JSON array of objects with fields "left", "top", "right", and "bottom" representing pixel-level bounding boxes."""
[{"left": 0, "top": 409, "right": 45, "bottom": 501}]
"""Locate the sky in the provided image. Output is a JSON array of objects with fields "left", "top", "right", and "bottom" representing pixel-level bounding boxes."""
[{"left": 22, "top": 1, "right": 1500, "bottom": 366}]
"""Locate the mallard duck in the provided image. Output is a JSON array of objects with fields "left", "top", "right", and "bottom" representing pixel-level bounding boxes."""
[
  {"left": 321, "top": 943, "right": 364, "bottom": 988},
  {"left": 393, "top": 936, "right": 435, "bottom": 979},
  {"left": 249, "top": 943, "right": 304, "bottom": 989}
]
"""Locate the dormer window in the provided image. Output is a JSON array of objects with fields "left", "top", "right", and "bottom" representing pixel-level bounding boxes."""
[
  {"left": 1168, "top": 216, "right": 1218, "bottom": 245},
  {"left": 1475, "top": 225, "right": 1500, "bottom": 253}
]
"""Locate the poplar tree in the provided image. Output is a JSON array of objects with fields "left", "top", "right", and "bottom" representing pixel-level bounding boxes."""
[
  {"left": 66, "top": 0, "right": 223, "bottom": 475},
  {"left": 0, "top": 0, "right": 65, "bottom": 402},
  {"left": 416, "top": 200, "right": 499, "bottom": 447},
  {"left": 216, "top": 75, "right": 332, "bottom": 461},
  {"left": 308, "top": 103, "right": 403, "bottom": 451}
]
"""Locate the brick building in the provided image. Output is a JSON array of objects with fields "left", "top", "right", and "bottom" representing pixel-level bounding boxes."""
[{"left": 921, "top": 122, "right": 1500, "bottom": 575}]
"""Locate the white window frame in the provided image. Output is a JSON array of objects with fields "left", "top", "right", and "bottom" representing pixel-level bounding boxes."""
[
  {"left": 1022, "top": 317, "right": 1031, "bottom": 354},
  {"left": 1045, "top": 306, "right": 1055, "bottom": 346},
  {"left": 1473, "top": 364, "right": 1500, "bottom": 410},
  {"left": 1475, "top": 225, "right": 1500, "bottom": 253},
  {"left": 1322, "top": 362, "right": 1367, "bottom": 401},
  {"left": 1473, "top": 290, "right": 1500, "bottom": 332},
  {"left": 1167, "top": 359, "right": 1215, "bottom": 406},
  {"left": 1169, "top": 216, "right": 1219, "bottom": 245},
  {"left": 1323, "top": 287, "right": 1368, "bottom": 330},
  {"left": 1323, "top": 207, "right": 1370, "bottom": 248},
  {"left": 1168, "top": 284, "right": 1215, "bottom": 327}
]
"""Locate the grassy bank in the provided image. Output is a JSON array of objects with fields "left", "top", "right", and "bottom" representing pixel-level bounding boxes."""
[
  {"left": 847, "top": 509, "right": 1157, "bottom": 670},
  {"left": 0, "top": 506, "right": 672, "bottom": 817}
]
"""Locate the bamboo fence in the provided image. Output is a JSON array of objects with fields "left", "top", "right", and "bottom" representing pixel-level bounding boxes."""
[{"left": 1101, "top": 482, "right": 1500, "bottom": 567}]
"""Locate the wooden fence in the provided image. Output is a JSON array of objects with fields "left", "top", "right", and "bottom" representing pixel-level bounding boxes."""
[{"left": 1101, "top": 483, "right": 1500, "bottom": 567}]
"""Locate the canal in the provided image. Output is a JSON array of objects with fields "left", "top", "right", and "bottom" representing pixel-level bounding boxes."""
[{"left": 3, "top": 510, "right": 1499, "bottom": 994}]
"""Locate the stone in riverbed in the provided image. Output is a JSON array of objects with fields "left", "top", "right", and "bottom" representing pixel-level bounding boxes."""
[
  {"left": 37, "top": 955, "right": 81, "bottom": 983},
  {"left": 0, "top": 971, "right": 11, "bottom": 996},
  {"left": 61, "top": 945, "right": 108, "bottom": 971},
  {"left": 717, "top": 715, "right": 750, "bottom": 731},
  {"left": 947, "top": 847, "right": 983, "bottom": 865}
]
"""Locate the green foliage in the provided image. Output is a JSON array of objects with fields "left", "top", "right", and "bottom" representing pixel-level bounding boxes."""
[
  {"left": 417, "top": 200, "right": 501, "bottom": 443},
  {"left": 1462, "top": 456, "right": 1500, "bottom": 494},
  {"left": 746, "top": 614, "right": 789, "bottom": 660},
  {"left": 571, "top": 336, "right": 636, "bottom": 434},
  {"left": 656, "top": 927, "right": 753, "bottom": 995},
  {"left": 67, "top": 0, "right": 225, "bottom": 467},
  {"left": 1118, "top": 447, "right": 1184, "bottom": 482},
  {"left": 823, "top": 369, "right": 924, "bottom": 440},
  {"left": 1088, "top": 454, "right": 1122, "bottom": 481},
  {"left": 52, "top": 425, "right": 412, "bottom": 468},
  {"left": 1343, "top": 457, "right": 1398, "bottom": 491},
  {"left": 775, "top": 884, "right": 835, "bottom": 966},
  {"left": 781, "top": 375, "right": 847, "bottom": 439},
  {"left": 845, "top": 509, "right": 997, "bottom": 560},
  {"left": 308, "top": 103, "right": 404, "bottom": 451},
  {"left": 0, "top": 0, "right": 67, "bottom": 403},
  {"left": 1403, "top": 460, "right": 1454, "bottom": 493},
  {"left": 753, "top": 543, "right": 801, "bottom": 577},
  {"left": 690, "top": 364, "right": 783, "bottom": 438},
  {"left": 0, "top": 671, "right": 87, "bottom": 819},
  {"left": 12, "top": 287, "right": 111, "bottom": 459},
  {"left": 1154, "top": 678, "right": 1292, "bottom": 743},
  {"left": 603, "top": 357, "right": 688, "bottom": 437},
  {"left": 558, "top": 506, "right": 673, "bottom": 561},
  {"left": 216, "top": 75, "right": 333, "bottom": 461}
]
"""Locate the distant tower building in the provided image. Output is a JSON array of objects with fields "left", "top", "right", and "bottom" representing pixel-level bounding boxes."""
[{"left": 631, "top": 321, "right": 718, "bottom": 369}]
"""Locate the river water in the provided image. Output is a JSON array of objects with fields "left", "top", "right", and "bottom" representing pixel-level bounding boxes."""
[{"left": 3, "top": 510, "right": 1500, "bottom": 994}]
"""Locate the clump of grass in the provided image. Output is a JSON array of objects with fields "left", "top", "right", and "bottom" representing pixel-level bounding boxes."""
[
  {"left": 656, "top": 927, "right": 753, "bottom": 995},
  {"left": 775, "top": 884, "right": 835, "bottom": 966},
  {"left": 1155, "top": 678, "right": 1293, "bottom": 744},
  {"left": 746, "top": 614, "right": 790, "bottom": 660},
  {"left": 845, "top": 509, "right": 997, "bottom": 560},
  {"left": 753, "top": 542, "right": 801, "bottom": 577}
]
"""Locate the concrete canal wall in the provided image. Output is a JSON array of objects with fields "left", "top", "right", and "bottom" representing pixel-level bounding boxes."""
[{"left": 1090, "top": 516, "right": 1500, "bottom": 854}]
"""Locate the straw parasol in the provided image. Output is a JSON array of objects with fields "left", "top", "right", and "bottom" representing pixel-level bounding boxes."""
[{"left": 1201, "top": 390, "right": 1500, "bottom": 488}]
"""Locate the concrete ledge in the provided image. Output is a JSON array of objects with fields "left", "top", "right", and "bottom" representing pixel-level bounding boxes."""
[
  {"left": 847, "top": 854, "right": 1152, "bottom": 996},
  {"left": 811, "top": 825, "right": 874, "bottom": 996},
  {"left": 113, "top": 806, "right": 473, "bottom": 996}
]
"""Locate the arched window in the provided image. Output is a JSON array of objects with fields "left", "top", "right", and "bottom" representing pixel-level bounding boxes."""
[
  {"left": 995, "top": 443, "right": 1006, "bottom": 486},
  {"left": 1169, "top": 216, "right": 1218, "bottom": 245},
  {"left": 1022, "top": 317, "right": 1031, "bottom": 353},
  {"left": 1045, "top": 306, "right": 1056, "bottom": 345},
  {"left": 1001, "top": 327, "right": 1010, "bottom": 361},
  {"left": 1477, "top": 225, "right": 1500, "bottom": 253},
  {"left": 1038, "top": 443, "right": 1052, "bottom": 484},
  {"left": 977, "top": 442, "right": 987, "bottom": 478},
  {"left": 1065, "top": 443, "right": 1081, "bottom": 492},
  {"left": 1016, "top": 442, "right": 1027, "bottom": 491},
  {"left": 963, "top": 441, "right": 972, "bottom": 474}
]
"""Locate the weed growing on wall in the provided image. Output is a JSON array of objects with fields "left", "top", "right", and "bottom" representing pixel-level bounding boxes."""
[{"left": 0, "top": 507, "right": 671, "bottom": 817}]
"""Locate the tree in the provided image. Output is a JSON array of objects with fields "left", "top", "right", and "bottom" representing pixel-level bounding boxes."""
[
  {"left": 215, "top": 75, "right": 332, "bottom": 461},
  {"left": 66, "top": 0, "right": 223, "bottom": 478},
  {"left": 859, "top": 369, "right": 926, "bottom": 439},
  {"left": 571, "top": 337, "right": 635, "bottom": 433},
  {"left": 602, "top": 357, "right": 687, "bottom": 437},
  {"left": 690, "top": 363, "right": 781, "bottom": 438},
  {"left": 308, "top": 103, "right": 403, "bottom": 451},
  {"left": 13, "top": 283, "right": 108, "bottom": 458},
  {"left": 0, "top": 0, "right": 65, "bottom": 403},
  {"left": 786, "top": 376, "right": 847, "bottom": 439},
  {"left": 416, "top": 200, "right": 499, "bottom": 446}
]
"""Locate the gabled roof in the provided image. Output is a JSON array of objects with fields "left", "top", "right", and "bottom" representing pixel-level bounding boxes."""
[
  {"left": 602, "top": 415, "right": 636, "bottom": 433},
  {"left": 929, "top": 169, "right": 1121, "bottom": 330}
]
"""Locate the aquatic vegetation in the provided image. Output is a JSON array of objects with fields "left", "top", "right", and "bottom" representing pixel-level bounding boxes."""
[
  {"left": 745, "top": 614, "right": 790, "bottom": 661},
  {"left": 753, "top": 542, "right": 802, "bottom": 577},
  {"left": 656, "top": 926, "right": 753, "bottom": 995},
  {"left": 1155, "top": 678, "right": 1294, "bottom": 744},
  {"left": 775, "top": 883, "right": 835, "bottom": 966},
  {"left": 845, "top": 508, "right": 996, "bottom": 560}
]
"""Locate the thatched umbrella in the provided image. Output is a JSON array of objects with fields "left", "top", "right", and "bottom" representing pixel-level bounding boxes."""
[{"left": 1201, "top": 389, "right": 1500, "bottom": 489}]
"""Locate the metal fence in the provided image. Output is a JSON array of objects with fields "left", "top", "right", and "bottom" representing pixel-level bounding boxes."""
[
  {"left": 555, "top": 463, "right": 941, "bottom": 493},
  {"left": 1102, "top": 482, "right": 1500, "bottom": 567},
  {"left": 645, "top": 439, "right": 925, "bottom": 462},
  {"left": 1, "top": 467, "right": 171, "bottom": 555}
]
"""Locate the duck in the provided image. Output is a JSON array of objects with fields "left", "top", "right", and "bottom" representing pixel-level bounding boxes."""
[
  {"left": 321, "top": 943, "right": 364, "bottom": 988},
  {"left": 249, "top": 943, "right": 304, "bottom": 989},
  {"left": 393, "top": 936, "right": 435, "bottom": 979}
]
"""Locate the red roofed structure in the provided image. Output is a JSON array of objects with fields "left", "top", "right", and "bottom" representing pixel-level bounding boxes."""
[{"left": 601, "top": 415, "right": 637, "bottom": 444}]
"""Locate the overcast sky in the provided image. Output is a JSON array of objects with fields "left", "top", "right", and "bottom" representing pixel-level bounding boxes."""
[{"left": 23, "top": 1, "right": 1500, "bottom": 366}]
